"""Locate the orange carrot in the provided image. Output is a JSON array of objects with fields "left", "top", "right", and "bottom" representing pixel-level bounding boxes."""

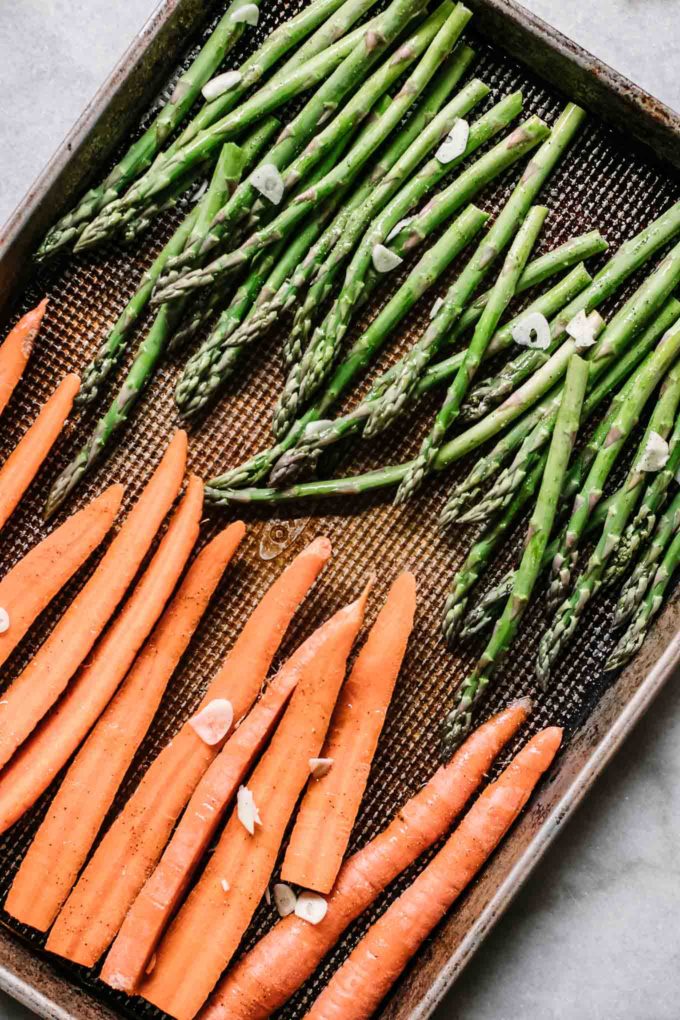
[
  {"left": 0, "top": 430, "right": 186, "bottom": 772},
  {"left": 42, "top": 536, "right": 331, "bottom": 968},
  {"left": 0, "top": 465, "right": 200, "bottom": 835},
  {"left": 139, "top": 586, "right": 370, "bottom": 1020},
  {"left": 0, "top": 484, "right": 123, "bottom": 670},
  {"left": 304, "top": 726, "right": 563, "bottom": 1020},
  {"left": 0, "top": 372, "right": 80, "bottom": 531},
  {"left": 199, "top": 699, "right": 532, "bottom": 1020},
  {"left": 0, "top": 298, "right": 47, "bottom": 415},
  {"left": 5, "top": 522, "right": 244, "bottom": 933},
  {"left": 102, "top": 621, "right": 319, "bottom": 993},
  {"left": 282, "top": 572, "right": 416, "bottom": 894}
]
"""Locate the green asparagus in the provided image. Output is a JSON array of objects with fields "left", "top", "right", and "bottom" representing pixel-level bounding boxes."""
[
  {"left": 607, "top": 523, "right": 680, "bottom": 671},
  {"left": 396, "top": 204, "right": 547, "bottom": 503},
  {"left": 614, "top": 489, "right": 680, "bottom": 628},
  {"left": 444, "top": 353, "right": 588, "bottom": 748},
  {"left": 537, "top": 353, "right": 680, "bottom": 685}
]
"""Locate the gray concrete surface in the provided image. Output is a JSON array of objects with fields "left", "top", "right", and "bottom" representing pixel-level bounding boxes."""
[{"left": 1, "top": 2, "right": 679, "bottom": 1018}]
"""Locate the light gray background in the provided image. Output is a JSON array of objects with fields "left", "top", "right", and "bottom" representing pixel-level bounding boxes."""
[{"left": 1, "top": 2, "right": 679, "bottom": 1018}]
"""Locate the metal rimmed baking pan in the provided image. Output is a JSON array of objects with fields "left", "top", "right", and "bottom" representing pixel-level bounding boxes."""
[{"left": 0, "top": 1, "right": 679, "bottom": 1018}]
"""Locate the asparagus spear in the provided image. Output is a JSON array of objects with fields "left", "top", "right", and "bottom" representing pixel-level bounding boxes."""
[
  {"left": 447, "top": 222, "right": 680, "bottom": 521},
  {"left": 75, "top": 124, "right": 275, "bottom": 407},
  {"left": 361, "top": 105, "right": 581, "bottom": 440},
  {"left": 207, "top": 205, "right": 488, "bottom": 492},
  {"left": 444, "top": 354, "right": 588, "bottom": 748},
  {"left": 44, "top": 142, "right": 247, "bottom": 517},
  {"left": 606, "top": 523, "right": 680, "bottom": 672},
  {"left": 214, "top": 286, "right": 680, "bottom": 508},
  {"left": 614, "top": 489, "right": 680, "bottom": 628},
  {"left": 273, "top": 93, "right": 527, "bottom": 436},
  {"left": 153, "top": 4, "right": 471, "bottom": 305},
  {"left": 226, "top": 71, "right": 493, "bottom": 358},
  {"left": 397, "top": 205, "right": 547, "bottom": 503},
  {"left": 83, "top": 0, "right": 434, "bottom": 252},
  {"left": 603, "top": 411, "right": 680, "bottom": 584},
  {"left": 536, "top": 351, "right": 680, "bottom": 684},
  {"left": 36, "top": 0, "right": 256, "bottom": 259},
  {"left": 541, "top": 316, "right": 680, "bottom": 618},
  {"left": 272, "top": 262, "right": 592, "bottom": 486},
  {"left": 227, "top": 50, "right": 477, "bottom": 356}
]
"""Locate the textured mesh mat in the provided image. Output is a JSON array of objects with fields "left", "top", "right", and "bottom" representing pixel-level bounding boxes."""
[{"left": 0, "top": 1, "right": 679, "bottom": 1018}]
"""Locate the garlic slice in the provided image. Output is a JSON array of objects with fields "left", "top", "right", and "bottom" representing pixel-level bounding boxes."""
[
  {"left": 0, "top": 608, "right": 10, "bottom": 634},
  {"left": 273, "top": 882, "right": 297, "bottom": 918},
  {"left": 231, "top": 3, "right": 259, "bottom": 24},
  {"left": 435, "top": 119, "right": 469, "bottom": 164},
  {"left": 429, "top": 295, "right": 444, "bottom": 319},
  {"left": 372, "top": 244, "right": 403, "bottom": 274},
  {"left": 566, "top": 308, "right": 604, "bottom": 350},
  {"left": 237, "top": 785, "right": 262, "bottom": 835},
  {"left": 309, "top": 757, "right": 334, "bottom": 778},
  {"left": 251, "top": 163, "right": 285, "bottom": 205},
  {"left": 189, "top": 698, "right": 234, "bottom": 745},
  {"left": 202, "top": 70, "right": 242, "bottom": 102},
  {"left": 511, "top": 311, "right": 551, "bottom": 350},
  {"left": 295, "top": 891, "right": 328, "bottom": 925},
  {"left": 386, "top": 217, "right": 413, "bottom": 243},
  {"left": 639, "top": 431, "right": 669, "bottom": 472}
]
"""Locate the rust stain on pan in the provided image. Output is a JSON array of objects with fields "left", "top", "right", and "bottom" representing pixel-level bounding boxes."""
[{"left": 0, "top": 1, "right": 679, "bottom": 1019}]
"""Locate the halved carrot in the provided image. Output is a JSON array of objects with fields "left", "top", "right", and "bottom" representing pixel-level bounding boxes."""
[
  {"left": 42, "top": 537, "right": 331, "bottom": 967},
  {"left": 0, "top": 483, "right": 124, "bottom": 670},
  {"left": 0, "top": 372, "right": 80, "bottom": 531},
  {"left": 0, "top": 429, "right": 187, "bottom": 775},
  {"left": 5, "top": 521, "right": 243, "bottom": 933},
  {"left": 0, "top": 298, "right": 47, "bottom": 415},
  {"left": 102, "top": 610, "right": 330, "bottom": 994},
  {"left": 139, "top": 586, "right": 370, "bottom": 1020},
  {"left": 304, "top": 726, "right": 563, "bottom": 1020},
  {"left": 282, "top": 571, "right": 416, "bottom": 894},
  {"left": 199, "top": 699, "right": 533, "bottom": 1020},
  {"left": 0, "top": 465, "right": 200, "bottom": 834}
]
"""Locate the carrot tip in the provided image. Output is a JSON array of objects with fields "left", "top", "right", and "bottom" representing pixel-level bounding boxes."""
[
  {"left": 507, "top": 695, "right": 533, "bottom": 716},
  {"left": 304, "top": 536, "right": 332, "bottom": 559}
]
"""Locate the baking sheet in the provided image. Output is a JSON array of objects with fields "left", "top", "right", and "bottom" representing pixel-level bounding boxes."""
[{"left": 0, "top": 1, "right": 679, "bottom": 1017}]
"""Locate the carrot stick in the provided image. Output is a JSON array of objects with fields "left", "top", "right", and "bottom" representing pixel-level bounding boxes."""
[
  {"left": 0, "top": 430, "right": 186, "bottom": 771},
  {"left": 0, "top": 298, "right": 47, "bottom": 415},
  {"left": 199, "top": 698, "right": 533, "bottom": 1020},
  {"left": 282, "top": 572, "right": 416, "bottom": 894},
  {"left": 102, "top": 619, "right": 319, "bottom": 993},
  {"left": 0, "top": 372, "right": 80, "bottom": 531},
  {"left": 5, "top": 522, "right": 244, "bottom": 933},
  {"left": 304, "top": 726, "right": 563, "bottom": 1020},
  {"left": 0, "top": 465, "right": 200, "bottom": 835},
  {"left": 42, "top": 536, "right": 331, "bottom": 968},
  {"left": 139, "top": 586, "right": 371, "bottom": 1020},
  {"left": 0, "top": 484, "right": 124, "bottom": 670}
]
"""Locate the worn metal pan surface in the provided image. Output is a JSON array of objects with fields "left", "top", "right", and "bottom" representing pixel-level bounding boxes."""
[{"left": 0, "top": 1, "right": 679, "bottom": 1018}]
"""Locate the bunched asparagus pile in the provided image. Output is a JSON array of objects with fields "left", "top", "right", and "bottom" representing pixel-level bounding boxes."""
[{"left": 37, "top": 0, "right": 680, "bottom": 735}]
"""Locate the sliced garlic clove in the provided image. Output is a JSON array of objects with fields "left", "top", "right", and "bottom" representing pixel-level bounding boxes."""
[
  {"left": 295, "top": 890, "right": 328, "bottom": 925},
  {"left": 231, "top": 3, "right": 259, "bottom": 24},
  {"left": 566, "top": 308, "right": 604, "bottom": 350},
  {"left": 435, "top": 119, "right": 470, "bottom": 164},
  {"left": 189, "top": 698, "right": 234, "bottom": 745},
  {"left": 250, "top": 163, "right": 285, "bottom": 205},
  {"left": 273, "top": 882, "right": 297, "bottom": 917},
  {"left": 372, "top": 244, "right": 403, "bottom": 274},
  {"left": 237, "top": 784, "right": 262, "bottom": 835},
  {"left": 202, "top": 70, "right": 242, "bottom": 102},
  {"left": 0, "top": 608, "right": 10, "bottom": 634},
  {"left": 429, "top": 295, "right": 444, "bottom": 319},
  {"left": 309, "top": 757, "right": 334, "bottom": 778},
  {"left": 386, "top": 217, "right": 413, "bottom": 243},
  {"left": 511, "top": 311, "right": 551, "bottom": 350},
  {"left": 638, "top": 430, "right": 669, "bottom": 471}
]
